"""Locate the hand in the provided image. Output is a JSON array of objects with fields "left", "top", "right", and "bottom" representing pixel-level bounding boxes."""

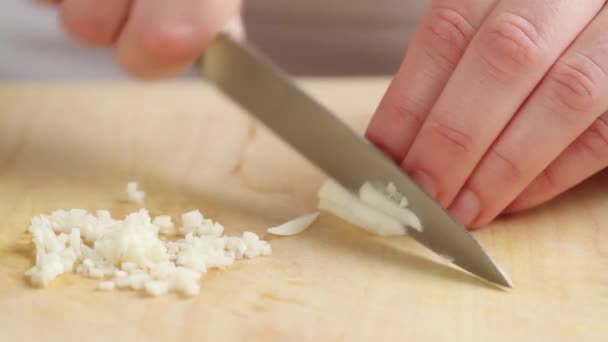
[
  {"left": 366, "top": 0, "right": 608, "bottom": 228},
  {"left": 46, "top": 0, "right": 241, "bottom": 78}
]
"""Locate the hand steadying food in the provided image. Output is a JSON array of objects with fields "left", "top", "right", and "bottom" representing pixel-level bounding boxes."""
[
  {"left": 48, "top": 0, "right": 608, "bottom": 228},
  {"left": 366, "top": 0, "right": 608, "bottom": 228}
]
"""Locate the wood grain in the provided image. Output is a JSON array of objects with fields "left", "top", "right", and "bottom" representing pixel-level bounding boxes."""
[{"left": 0, "top": 79, "right": 606, "bottom": 341}]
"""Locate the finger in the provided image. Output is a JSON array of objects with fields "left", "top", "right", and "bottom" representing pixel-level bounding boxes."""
[
  {"left": 365, "top": 0, "right": 495, "bottom": 162},
  {"left": 35, "top": 0, "right": 62, "bottom": 6},
  {"left": 402, "top": 0, "right": 603, "bottom": 209},
  {"left": 223, "top": 15, "right": 246, "bottom": 42},
  {"left": 115, "top": 0, "right": 241, "bottom": 79},
  {"left": 450, "top": 4, "right": 608, "bottom": 227},
  {"left": 60, "top": 0, "right": 131, "bottom": 46},
  {"left": 505, "top": 112, "right": 608, "bottom": 213}
]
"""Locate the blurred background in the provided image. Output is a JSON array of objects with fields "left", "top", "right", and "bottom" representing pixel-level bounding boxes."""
[{"left": 0, "top": 0, "right": 427, "bottom": 79}]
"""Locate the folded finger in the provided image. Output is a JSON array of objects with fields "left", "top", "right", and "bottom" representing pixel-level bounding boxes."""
[
  {"left": 449, "top": 4, "right": 608, "bottom": 227},
  {"left": 366, "top": 0, "right": 495, "bottom": 162},
  {"left": 402, "top": 0, "right": 603, "bottom": 210}
]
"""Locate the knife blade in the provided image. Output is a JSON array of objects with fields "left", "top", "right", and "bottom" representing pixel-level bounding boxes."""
[{"left": 198, "top": 33, "right": 511, "bottom": 287}]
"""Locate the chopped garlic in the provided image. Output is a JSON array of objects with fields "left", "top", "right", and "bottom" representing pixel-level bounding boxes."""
[
  {"left": 129, "top": 272, "right": 151, "bottom": 290},
  {"left": 145, "top": 280, "right": 169, "bottom": 297},
  {"left": 267, "top": 212, "right": 320, "bottom": 236},
  {"left": 317, "top": 180, "right": 423, "bottom": 236},
  {"left": 114, "top": 276, "right": 131, "bottom": 289},
  {"left": 153, "top": 215, "right": 175, "bottom": 234},
  {"left": 121, "top": 262, "right": 139, "bottom": 272},
  {"left": 385, "top": 182, "right": 407, "bottom": 206},
  {"left": 69, "top": 228, "right": 81, "bottom": 251},
  {"left": 181, "top": 210, "right": 203, "bottom": 232},
  {"left": 359, "top": 183, "right": 422, "bottom": 232},
  {"left": 171, "top": 267, "right": 201, "bottom": 296},
  {"left": 226, "top": 237, "right": 247, "bottom": 259},
  {"left": 97, "top": 281, "right": 115, "bottom": 291},
  {"left": 318, "top": 198, "right": 405, "bottom": 236},
  {"left": 23, "top": 181, "right": 273, "bottom": 298},
  {"left": 127, "top": 182, "right": 145, "bottom": 204},
  {"left": 25, "top": 206, "right": 271, "bottom": 298},
  {"left": 113, "top": 270, "right": 128, "bottom": 278},
  {"left": 89, "top": 268, "right": 105, "bottom": 279}
]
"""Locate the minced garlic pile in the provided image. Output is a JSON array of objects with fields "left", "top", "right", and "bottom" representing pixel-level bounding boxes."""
[{"left": 25, "top": 184, "right": 271, "bottom": 297}]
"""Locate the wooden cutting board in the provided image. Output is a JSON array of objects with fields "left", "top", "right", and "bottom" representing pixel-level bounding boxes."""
[{"left": 0, "top": 79, "right": 606, "bottom": 342}]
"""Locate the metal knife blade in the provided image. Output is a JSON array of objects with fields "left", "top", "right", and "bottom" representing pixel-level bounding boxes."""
[{"left": 199, "top": 34, "right": 511, "bottom": 287}]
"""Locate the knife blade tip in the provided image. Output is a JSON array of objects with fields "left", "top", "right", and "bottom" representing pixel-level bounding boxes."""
[{"left": 495, "top": 265, "right": 513, "bottom": 288}]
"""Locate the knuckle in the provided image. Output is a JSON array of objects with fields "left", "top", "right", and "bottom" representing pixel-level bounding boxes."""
[
  {"left": 539, "top": 167, "right": 559, "bottom": 191},
  {"left": 476, "top": 12, "right": 546, "bottom": 79},
  {"left": 424, "top": 6, "right": 476, "bottom": 66},
  {"left": 366, "top": 98, "right": 424, "bottom": 162},
  {"left": 427, "top": 117, "right": 474, "bottom": 154},
  {"left": 578, "top": 115, "right": 608, "bottom": 160},
  {"left": 60, "top": 7, "right": 114, "bottom": 45},
  {"left": 548, "top": 54, "right": 607, "bottom": 113},
  {"left": 384, "top": 93, "right": 426, "bottom": 127},
  {"left": 485, "top": 147, "right": 524, "bottom": 184}
]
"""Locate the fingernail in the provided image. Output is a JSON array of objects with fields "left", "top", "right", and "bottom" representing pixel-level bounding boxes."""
[
  {"left": 449, "top": 189, "right": 480, "bottom": 226},
  {"left": 410, "top": 170, "right": 437, "bottom": 199},
  {"left": 223, "top": 16, "right": 246, "bottom": 42}
]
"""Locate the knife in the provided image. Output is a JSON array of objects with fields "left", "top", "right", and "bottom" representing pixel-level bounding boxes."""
[{"left": 198, "top": 33, "right": 511, "bottom": 287}]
